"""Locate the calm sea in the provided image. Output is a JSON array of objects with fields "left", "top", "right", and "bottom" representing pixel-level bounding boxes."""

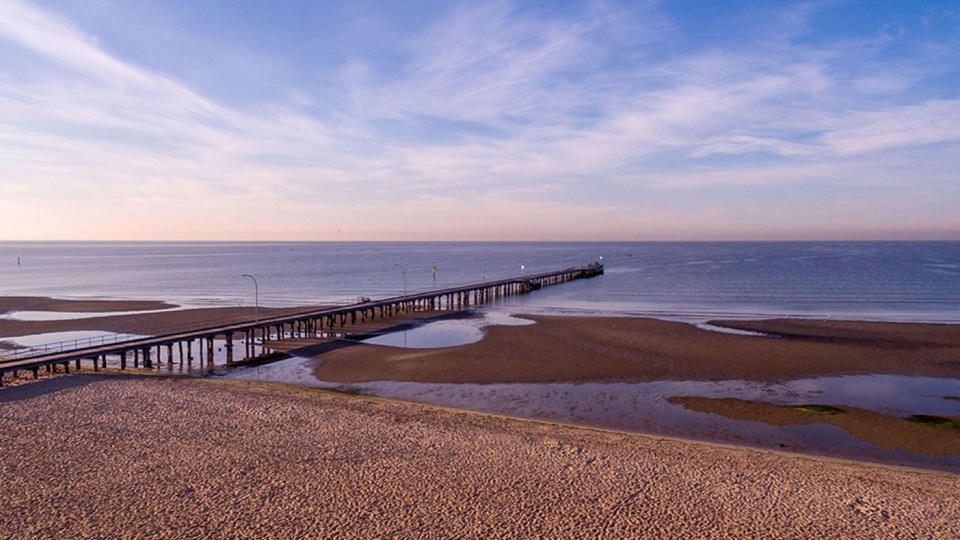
[{"left": 0, "top": 241, "right": 958, "bottom": 322}]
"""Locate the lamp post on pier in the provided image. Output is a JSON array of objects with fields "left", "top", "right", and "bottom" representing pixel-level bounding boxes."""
[
  {"left": 392, "top": 263, "right": 407, "bottom": 296},
  {"left": 242, "top": 274, "right": 259, "bottom": 325},
  {"left": 392, "top": 263, "right": 409, "bottom": 348}
]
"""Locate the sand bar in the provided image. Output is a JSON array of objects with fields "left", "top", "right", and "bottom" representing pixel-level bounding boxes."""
[
  {"left": 307, "top": 315, "right": 960, "bottom": 383},
  {"left": 669, "top": 396, "right": 960, "bottom": 457},
  {"left": 0, "top": 296, "right": 175, "bottom": 315}
]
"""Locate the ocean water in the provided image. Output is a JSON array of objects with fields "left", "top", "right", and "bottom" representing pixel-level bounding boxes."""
[{"left": 1, "top": 241, "right": 959, "bottom": 322}]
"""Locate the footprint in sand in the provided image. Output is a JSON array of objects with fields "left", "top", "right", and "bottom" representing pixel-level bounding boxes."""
[{"left": 849, "top": 497, "right": 891, "bottom": 521}]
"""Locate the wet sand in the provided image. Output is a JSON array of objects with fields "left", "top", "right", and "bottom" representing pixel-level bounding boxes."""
[
  {"left": 308, "top": 315, "right": 960, "bottom": 383},
  {"left": 711, "top": 318, "right": 960, "bottom": 348},
  {"left": 0, "top": 375, "right": 957, "bottom": 538},
  {"left": 669, "top": 396, "right": 960, "bottom": 457}
]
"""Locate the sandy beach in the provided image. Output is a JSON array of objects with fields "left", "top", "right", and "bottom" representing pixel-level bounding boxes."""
[{"left": 0, "top": 374, "right": 957, "bottom": 538}]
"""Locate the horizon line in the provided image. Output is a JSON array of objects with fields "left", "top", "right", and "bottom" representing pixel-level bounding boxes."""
[{"left": 3, "top": 238, "right": 960, "bottom": 244}]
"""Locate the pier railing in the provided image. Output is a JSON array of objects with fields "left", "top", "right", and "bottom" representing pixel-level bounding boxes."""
[{"left": 3, "top": 332, "right": 143, "bottom": 362}]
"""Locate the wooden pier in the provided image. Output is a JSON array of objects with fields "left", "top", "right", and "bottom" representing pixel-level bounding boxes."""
[{"left": 0, "top": 262, "right": 603, "bottom": 383}]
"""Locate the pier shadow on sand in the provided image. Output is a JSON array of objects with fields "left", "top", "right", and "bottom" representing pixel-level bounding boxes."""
[{"left": 0, "top": 373, "right": 116, "bottom": 403}]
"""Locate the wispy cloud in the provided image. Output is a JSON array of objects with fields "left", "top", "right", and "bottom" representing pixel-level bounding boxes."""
[
  {"left": 818, "top": 99, "right": 960, "bottom": 155},
  {"left": 0, "top": 0, "right": 958, "bottom": 240}
]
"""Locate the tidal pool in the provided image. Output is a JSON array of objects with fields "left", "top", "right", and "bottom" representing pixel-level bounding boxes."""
[{"left": 360, "top": 311, "right": 534, "bottom": 348}]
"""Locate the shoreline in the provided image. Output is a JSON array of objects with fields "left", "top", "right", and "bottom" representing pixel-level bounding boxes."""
[
  {"left": 12, "top": 372, "right": 960, "bottom": 478},
  {"left": 316, "top": 377, "right": 960, "bottom": 478}
]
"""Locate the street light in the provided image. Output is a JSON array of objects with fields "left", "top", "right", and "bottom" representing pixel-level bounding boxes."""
[
  {"left": 242, "top": 273, "right": 259, "bottom": 325},
  {"left": 392, "top": 263, "right": 407, "bottom": 296}
]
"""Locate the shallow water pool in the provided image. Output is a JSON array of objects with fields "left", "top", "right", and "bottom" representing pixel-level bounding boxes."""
[{"left": 360, "top": 311, "right": 534, "bottom": 348}]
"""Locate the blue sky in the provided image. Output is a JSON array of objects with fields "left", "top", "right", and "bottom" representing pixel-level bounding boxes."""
[{"left": 1, "top": 0, "right": 959, "bottom": 240}]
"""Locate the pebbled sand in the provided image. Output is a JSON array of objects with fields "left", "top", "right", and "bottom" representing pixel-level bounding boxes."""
[{"left": 0, "top": 375, "right": 958, "bottom": 539}]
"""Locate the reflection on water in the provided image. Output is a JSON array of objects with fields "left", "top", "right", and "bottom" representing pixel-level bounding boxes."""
[
  {"left": 362, "top": 321, "right": 483, "bottom": 348},
  {"left": 225, "top": 361, "right": 960, "bottom": 472},
  {"left": 360, "top": 311, "right": 534, "bottom": 348},
  {"left": 773, "top": 375, "right": 960, "bottom": 416}
]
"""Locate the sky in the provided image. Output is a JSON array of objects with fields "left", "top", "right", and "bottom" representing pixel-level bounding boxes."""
[{"left": 1, "top": 0, "right": 959, "bottom": 241}]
